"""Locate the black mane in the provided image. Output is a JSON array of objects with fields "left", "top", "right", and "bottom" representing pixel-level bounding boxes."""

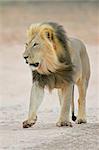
[
  {"left": 45, "top": 22, "right": 72, "bottom": 65},
  {"left": 48, "top": 22, "right": 68, "bottom": 51}
]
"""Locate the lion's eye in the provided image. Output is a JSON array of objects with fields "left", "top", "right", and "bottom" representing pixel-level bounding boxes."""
[{"left": 33, "top": 43, "right": 38, "bottom": 47}]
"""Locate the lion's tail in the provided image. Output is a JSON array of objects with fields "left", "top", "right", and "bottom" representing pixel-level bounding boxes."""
[{"left": 72, "top": 85, "right": 77, "bottom": 121}]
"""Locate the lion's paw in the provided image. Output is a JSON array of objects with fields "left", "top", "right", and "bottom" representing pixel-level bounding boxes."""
[
  {"left": 56, "top": 121, "right": 72, "bottom": 127},
  {"left": 76, "top": 118, "right": 87, "bottom": 124},
  {"left": 23, "top": 116, "right": 37, "bottom": 128}
]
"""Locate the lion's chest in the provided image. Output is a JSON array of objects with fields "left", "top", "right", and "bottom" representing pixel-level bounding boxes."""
[{"left": 32, "top": 71, "right": 71, "bottom": 90}]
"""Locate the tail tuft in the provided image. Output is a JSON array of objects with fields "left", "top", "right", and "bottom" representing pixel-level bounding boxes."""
[
  {"left": 72, "top": 112, "right": 77, "bottom": 121},
  {"left": 71, "top": 85, "right": 76, "bottom": 121}
]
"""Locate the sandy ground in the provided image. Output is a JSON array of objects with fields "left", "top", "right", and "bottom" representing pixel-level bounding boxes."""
[{"left": 0, "top": 2, "right": 99, "bottom": 150}]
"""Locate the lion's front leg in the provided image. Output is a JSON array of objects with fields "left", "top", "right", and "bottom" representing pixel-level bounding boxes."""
[
  {"left": 23, "top": 82, "right": 44, "bottom": 128},
  {"left": 56, "top": 83, "right": 73, "bottom": 127}
]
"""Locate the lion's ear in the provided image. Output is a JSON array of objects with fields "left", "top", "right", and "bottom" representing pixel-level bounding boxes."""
[
  {"left": 45, "top": 30, "right": 54, "bottom": 41},
  {"left": 40, "top": 27, "right": 56, "bottom": 49},
  {"left": 41, "top": 27, "right": 54, "bottom": 42}
]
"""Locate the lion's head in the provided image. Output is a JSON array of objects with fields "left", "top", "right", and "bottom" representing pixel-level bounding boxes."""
[{"left": 23, "top": 22, "right": 72, "bottom": 75}]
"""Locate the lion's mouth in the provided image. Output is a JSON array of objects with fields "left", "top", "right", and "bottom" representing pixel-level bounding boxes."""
[{"left": 30, "top": 62, "right": 39, "bottom": 67}]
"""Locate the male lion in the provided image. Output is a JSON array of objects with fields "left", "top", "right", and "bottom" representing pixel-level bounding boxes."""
[{"left": 23, "top": 22, "right": 90, "bottom": 128}]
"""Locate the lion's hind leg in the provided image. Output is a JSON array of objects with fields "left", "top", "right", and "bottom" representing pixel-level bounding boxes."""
[{"left": 76, "top": 79, "right": 89, "bottom": 124}]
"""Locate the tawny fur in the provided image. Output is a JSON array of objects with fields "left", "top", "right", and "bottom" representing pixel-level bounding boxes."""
[{"left": 23, "top": 22, "right": 90, "bottom": 128}]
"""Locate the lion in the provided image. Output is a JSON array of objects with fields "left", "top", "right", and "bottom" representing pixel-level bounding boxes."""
[{"left": 23, "top": 22, "right": 90, "bottom": 128}]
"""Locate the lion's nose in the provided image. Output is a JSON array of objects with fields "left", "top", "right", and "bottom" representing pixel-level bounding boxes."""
[
  {"left": 24, "top": 56, "right": 28, "bottom": 59},
  {"left": 23, "top": 55, "right": 29, "bottom": 64}
]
